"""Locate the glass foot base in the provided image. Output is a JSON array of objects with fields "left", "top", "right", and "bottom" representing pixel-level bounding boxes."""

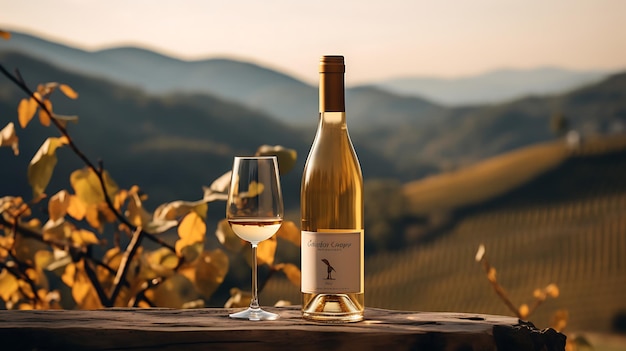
[{"left": 229, "top": 307, "right": 278, "bottom": 321}]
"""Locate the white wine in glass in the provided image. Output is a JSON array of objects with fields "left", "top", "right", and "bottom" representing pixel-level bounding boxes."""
[{"left": 226, "top": 156, "right": 284, "bottom": 321}]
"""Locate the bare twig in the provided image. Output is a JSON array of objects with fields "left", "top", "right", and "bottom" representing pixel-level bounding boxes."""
[
  {"left": 109, "top": 226, "right": 143, "bottom": 305},
  {"left": 476, "top": 244, "right": 521, "bottom": 319}
]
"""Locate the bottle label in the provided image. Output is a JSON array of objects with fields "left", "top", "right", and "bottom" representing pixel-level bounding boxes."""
[{"left": 301, "top": 230, "right": 363, "bottom": 294}]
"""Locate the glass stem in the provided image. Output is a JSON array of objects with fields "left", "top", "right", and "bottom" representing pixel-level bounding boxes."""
[{"left": 250, "top": 243, "right": 260, "bottom": 310}]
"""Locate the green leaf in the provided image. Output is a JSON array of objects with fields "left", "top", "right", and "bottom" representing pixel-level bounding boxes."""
[{"left": 27, "top": 137, "right": 68, "bottom": 199}]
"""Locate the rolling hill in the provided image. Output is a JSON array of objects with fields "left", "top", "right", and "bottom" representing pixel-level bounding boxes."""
[{"left": 353, "top": 71, "right": 626, "bottom": 179}]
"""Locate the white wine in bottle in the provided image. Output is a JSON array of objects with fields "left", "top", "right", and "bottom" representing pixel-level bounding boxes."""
[{"left": 300, "top": 55, "right": 364, "bottom": 323}]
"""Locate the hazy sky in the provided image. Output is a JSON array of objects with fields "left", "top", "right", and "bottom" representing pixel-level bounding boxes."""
[{"left": 2, "top": 0, "right": 625, "bottom": 85}]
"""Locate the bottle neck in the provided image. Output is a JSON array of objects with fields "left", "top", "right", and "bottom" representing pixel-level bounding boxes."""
[{"left": 319, "top": 71, "right": 345, "bottom": 113}]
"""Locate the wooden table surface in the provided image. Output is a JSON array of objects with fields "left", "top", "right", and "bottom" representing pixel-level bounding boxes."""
[{"left": 0, "top": 306, "right": 565, "bottom": 350}]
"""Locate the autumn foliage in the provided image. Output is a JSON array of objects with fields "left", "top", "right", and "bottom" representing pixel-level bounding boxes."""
[{"left": 0, "top": 31, "right": 301, "bottom": 310}]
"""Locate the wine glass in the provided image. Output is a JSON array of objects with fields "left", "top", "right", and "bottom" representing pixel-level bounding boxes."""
[{"left": 226, "top": 156, "right": 284, "bottom": 321}]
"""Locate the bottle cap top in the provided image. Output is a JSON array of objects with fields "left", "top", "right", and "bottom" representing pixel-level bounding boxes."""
[{"left": 319, "top": 55, "right": 345, "bottom": 73}]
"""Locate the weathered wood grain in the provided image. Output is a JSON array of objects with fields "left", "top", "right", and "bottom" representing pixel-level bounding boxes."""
[{"left": 0, "top": 307, "right": 565, "bottom": 350}]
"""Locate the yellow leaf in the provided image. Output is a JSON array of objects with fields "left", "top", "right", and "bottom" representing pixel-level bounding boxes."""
[
  {"left": 0, "top": 236, "right": 14, "bottom": 259},
  {"left": 71, "top": 229, "right": 99, "bottom": 246},
  {"left": 43, "top": 249, "right": 72, "bottom": 273},
  {"left": 17, "top": 97, "right": 37, "bottom": 128},
  {"left": 42, "top": 218, "right": 73, "bottom": 242},
  {"left": 247, "top": 181, "right": 264, "bottom": 197},
  {"left": 0, "top": 122, "right": 19, "bottom": 155},
  {"left": 550, "top": 309, "right": 568, "bottom": 332},
  {"left": 175, "top": 242, "right": 203, "bottom": 263},
  {"left": 102, "top": 247, "right": 122, "bottom": 270},
  {"left": 0, "top": 269, "right": 19, "bottom": 301},
  {"left": 257, "top": 236, "right": 277, "bottom": 266},
  {"left": 98, "top": 202, "right": 117, "bottom": 223},
  {"left": 65, "top": 261, "right": 102, "bottom": 308},
  {"left": 113, "top": 189, "right": 129, "bottom": 211},
  {"left": 176, "top": 211, "right": 206, "bottom": 253},
  {"left": 194, "top": 249, "right": 229, "bottom": 297},
  {"left": 59, "top": 84, "right": 79, "bottom": 99},
  {"left": 224, "top": 287, "right": 251, "bottom": 309},
  {"left": 0, "top": 30, "right": 11, "bottom": 40},
  {"left": 205, "top": 171, "right": 231, "bottom": 197},
  {"left": 70, "top": 167, "right": 119, "bottom": 206},
  {"left": 545, "top": 283, "right": 560, "bottom": 298},
  {"left": 38, "top": 99, "right": 52, "bottom": 126},
  {"left": 62, "top": 262, "right": 76, "bottom": 288},
  {"left": 17, "top": 278, "right": 35, "bottom": 299},
  {"left": 66, "top": 194, "right": 87, "bottom": 220},
  {"left": 487, "top": 267, "right": 497, "bottom": 283},
  {"left": 518, "top": 304, "right": 529, "bottom": 320},
  {"left": 48, "top": 190, "right": 71, "bottom": 222},
  {"left": 85, "top": 204, "right": 103, "bottom": 232},
  {"left": 243, "top": 235, "right": 277, "bottom": 267},
  {"left": 144, "top": 273, "right": 200, "bottom": 308},
  {"left": 27, "top": 137, "right": 69, "bottom": 199},
  {"left": 13, "top": 235, "right": 48, "bottom": 266},
  {"left": 276, "top": 220, "right": 300, "bottom": 246},
  {"left": 25, "top": 266, "right": 48, "bottom": 289},
  {"left": 72, "top": 274, "right": 91, "bottom": 305},
  {"left": 193, "top": 203, "right": 208, "bottom": 220},
  {"left": 278, "top": 263, "right": 301, "bottom": 287},
  {"left": 125, "top": 192, "right": 151, "bottom": 227},
  {"left": 38, "top": 83, "right": 58, "bottom": 97},
  {"left": 215, "top": 218, "right": 245, "bottom": 252},
  {"left": 144, "top": 247, "right": 179, "bottom": 279}
]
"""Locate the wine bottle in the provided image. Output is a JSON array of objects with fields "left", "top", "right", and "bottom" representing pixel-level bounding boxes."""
[{"left": 300, "top": 55, "right": 364, "bottom": 322}]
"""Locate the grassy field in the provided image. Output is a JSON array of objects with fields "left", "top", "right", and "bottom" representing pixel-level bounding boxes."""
[{"left": 261, "top": 133, "right": 626, "bottom": 348}]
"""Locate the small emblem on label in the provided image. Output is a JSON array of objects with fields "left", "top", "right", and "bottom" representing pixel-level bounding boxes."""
[{"left": 321, "top": 258, "right": 336, "bottom": 280}]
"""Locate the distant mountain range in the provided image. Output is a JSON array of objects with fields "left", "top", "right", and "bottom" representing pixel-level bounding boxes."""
[
  {"left": 372, "top": 67, "right": 611, "bottom": 106},
  {"left": 1, "top": 31, "right": 616, "bottom": 125},
  {"left": 1, "top": 29, "right": 625, "bottom": 198}
]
